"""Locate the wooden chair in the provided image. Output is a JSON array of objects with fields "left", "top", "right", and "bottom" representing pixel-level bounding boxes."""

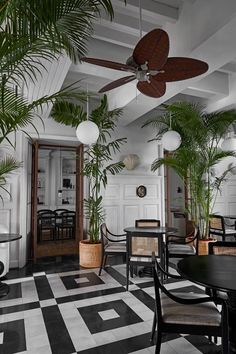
[
  {"left": 99, "top": 223, "right": 126, "bottom": 276},
  {"left": 126, "top": 219, "right": 163, "bottom": 290},
  {"left": 209, "top": 215, "right": 236, "bottom": 242},
  {"left": 151, "top": 255, "right": 229, "bottom": 354},
  {"left": 56, "top": 211, "right": 76, "bottom": 240},
  {"left": 165, "top": 222, "right": 199, "bottom": 273},
  {"left": 207, "top": 241, "right": 236, "bottom": 301},
  {"left": 37, "top": 211, "right": 56, "bottom": 242},
  {"left": 135, "top": 219, "right": 160, "bottom": 228}
]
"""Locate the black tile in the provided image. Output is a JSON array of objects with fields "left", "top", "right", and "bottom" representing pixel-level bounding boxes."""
[
  {"left": 78, "top": 299, "right": 143, "bottom": 334},
  {"left": 34, "top": 275, "right": 54, "bottom": 300},
  {"left": 42, "top": 305, "right": 75, "bottom": 354},
  {"left": 186, "top": 335, "right": 221, "bottom": 353},
  {"left": 131, "top": 289, "right": 155, "bottom": 311},
  {"left": 105, "top": 267, "right": 128, "bottom": 286},
  {"left": 0, "top": 319, "right": 26, "bottom": 353},
  {"left": 61, "top": 272, "right": 104, "bottom": 290},
  {"left": 0, "top": 283, "right": 22, "bottom": 300},
  {"left": 0, "top": 301, "right": 39, "bottom": 315},
  {"left": 56, "top": 286, "right": 125, "bottom": 304}
]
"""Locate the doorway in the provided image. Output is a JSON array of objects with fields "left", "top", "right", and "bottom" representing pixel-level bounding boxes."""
[{"left": 31, "top": 141, "right": 83, "bottom": 261}]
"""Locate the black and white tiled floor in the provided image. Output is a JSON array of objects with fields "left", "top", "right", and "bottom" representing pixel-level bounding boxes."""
[{"left": 0, "top": 256, "right": 221, "bottom": 353}]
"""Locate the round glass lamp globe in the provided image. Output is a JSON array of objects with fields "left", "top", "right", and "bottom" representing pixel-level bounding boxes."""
[
  {"left": 76, "top": 121, "right": 99, "bottom": 145},
  {"left": 221, "top": 137, "right": 236, "bottom": 151},
  {"left": 162, "top": 130, "right": 181, "bottom": 151}
]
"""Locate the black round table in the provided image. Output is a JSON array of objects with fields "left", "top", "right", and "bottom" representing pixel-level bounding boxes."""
[
  {"left": 124, "top": 226, "right": 176, "bottom": 283},
  {"left": 177, "top": 255, "right": 236, "bottom": 353},
  {"left": 0, "top": 233, "right": 22, "bottom": 243},
  {"left": 0, "top": 233, "right": 22, "bottom": 297}
]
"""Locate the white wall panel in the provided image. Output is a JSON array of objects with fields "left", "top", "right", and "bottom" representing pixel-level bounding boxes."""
[
  {"left": 104, "top": 184, "right": 120, "bottom": 200},
  {"left": 104, "top": 205, "right": 120, "bottom": 234},
  {"left": 123, "top": 205, "right": 140, "bottom": 229},
  {"left": 143, "top": 204, "right": 160, "bottom": 219}
]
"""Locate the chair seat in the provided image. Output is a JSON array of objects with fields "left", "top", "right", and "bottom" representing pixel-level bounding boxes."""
[
  {"left": 168, "top": 243, "right": 196, "bottom": 255},
  {"left": 211, "top": 228, "right": 236, "bottom": 235},
  {"left": 105, "top": 242, "right": 126, "bottom": 253},
  {"left": 130, "top": 256, "right": 152, "bottom": 262},
  {"left": 161, "top": 292, "right": 221, "bottom": 326}
]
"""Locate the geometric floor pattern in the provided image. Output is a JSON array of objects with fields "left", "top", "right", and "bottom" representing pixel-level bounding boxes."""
[{"left": 0, "top": 256, "right": 222, "bottom": 353}]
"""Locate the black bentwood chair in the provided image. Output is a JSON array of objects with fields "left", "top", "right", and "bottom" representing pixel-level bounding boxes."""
[
  {"left": 0, "top": 261, "right": 9, "bottom": 298},
  {"left": 165, "top": 222, "right": 199, "bottom": 273},
  {"left": 151, "top": 255, "right": 229, "bottom": 354},
  {"left": 209, "top": 215, "right": 236, "bottom": 241},
  {"left": 99, "top": 223, "right": 126, "bottom": 276}
]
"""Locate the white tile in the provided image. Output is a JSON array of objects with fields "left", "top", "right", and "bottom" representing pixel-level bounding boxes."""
[
  {"left": 75, "top": 277, "right": 89, "bottom": 284},
  {"left": 168, "top": 337, "right": 200, "bottom": 354},
  {"left": 98, "top": 309, "right": 120, "bottom": 320},
  {"left": 0, "top": 331, "right": 3, "bottom": 345},
  {"left": 40, "top": 299, "right": 57, "bottom": 307}
]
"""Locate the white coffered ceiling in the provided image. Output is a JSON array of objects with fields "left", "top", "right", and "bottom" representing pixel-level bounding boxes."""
[{"left": 62, "top": 0, "right": 236, "bottom": 126}]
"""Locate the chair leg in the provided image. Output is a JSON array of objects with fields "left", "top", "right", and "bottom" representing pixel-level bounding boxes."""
[
  {"left": 104, "top": 255, "right": 108, "bottom": 270},
  {"left": 99, "top": 253, "right": 104, "bottom": 276},
  {"left": 126, "top": 260, "right": 130, "bottom": 291},
  {"left": 150, "top": 310, "right": 156, "bottom": 343},
  {"left": 155, "top": 328, "right": 162, "bottom": 354}
]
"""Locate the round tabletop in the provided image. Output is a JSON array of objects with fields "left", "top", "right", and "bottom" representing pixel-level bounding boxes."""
[
  {"left": 124, "top": 226, "right": 177, "bottom": 236},
  {"left": 177, "top": 255, "right": 236, "bottom": 293},
  {"left": 0, "top": 233, "right": 22, "bottom": 244}
]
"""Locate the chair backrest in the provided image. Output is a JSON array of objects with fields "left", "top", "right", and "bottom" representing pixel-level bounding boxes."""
[
  {"left": 37, "top": 209, "right": 54, "bottom": 214},
  {"left": 54, "top": 208, "right": 69, "bottom": 215},
  {"left": 209, "top": 241, "right": 236, "bottom": 255},
  {"left": 61, "top": 211, "right": 76, "bottom": 224},
  {"left": 100, "top": 223, "right": 109, "bottom": 247},
  {"left": 135, "top": 219, "right": 160, "bottom": 228},
  {"left": 209, "top": 215, "right": 225, "bottom": 232},
  {"left": 38, "top": 211, "right": 56, "bottom": 227}
]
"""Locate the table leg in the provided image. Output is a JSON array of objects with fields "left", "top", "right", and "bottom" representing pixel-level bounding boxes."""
[{"left": 227, "top": 291, "right": 236, "bottom": 353}]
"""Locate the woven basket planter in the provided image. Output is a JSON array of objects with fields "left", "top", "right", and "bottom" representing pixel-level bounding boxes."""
[
  {"left": 79, "top": 240, "right": 102, "bottom": 268},
  {"left": 198, "top": 239, "right": 217, "bottom": 255}
]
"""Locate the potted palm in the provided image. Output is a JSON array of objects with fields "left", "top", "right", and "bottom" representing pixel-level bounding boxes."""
[
  {"left": 0, "top": 0, "right": 114, "bottom": 192},
  {"left": 52, "top": 95, "right": 127, "bottom": 267},
  {"left": 143, "top": 102, "right": 236, "bottom": 252}
]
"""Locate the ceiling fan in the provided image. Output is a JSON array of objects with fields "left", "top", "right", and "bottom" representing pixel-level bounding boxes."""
[{"left": 81, "top": 29, "right": 208, "bottom": 98}]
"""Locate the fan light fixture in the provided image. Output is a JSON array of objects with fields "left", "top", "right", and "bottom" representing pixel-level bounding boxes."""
[
  {"left": 221, "top": 136, "right": 236, "bottom": 151},
  {"left": 162, "top": 114, "right": 181, "bottom": 151},
  {"left": 76, "top": 88, "right": 99, "bottom": 145}
]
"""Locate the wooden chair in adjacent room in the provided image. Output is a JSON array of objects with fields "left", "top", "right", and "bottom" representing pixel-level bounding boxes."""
[
  {"left": 99, "top": 223, "right": 127, "bottom": 276},
  {"left": 56, "top": 211, "right": 76, "bottom": 240},
  {"left": 37, "top": 210, "right": 57, "bottom": 242},
  {"left": 209, "top": 214, "right": 236, "bottom": 241},
  {"left": 151, "top": 255, "right": 229, "bottom": 354}
]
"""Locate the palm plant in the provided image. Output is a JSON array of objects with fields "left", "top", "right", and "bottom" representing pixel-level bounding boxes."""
[
  {"left": 143, "top": 101, "right": 236, "bottom": 238},
  {"left": 0, "top": 0, "right": 114, "bottom": 193},
  {"left": 52, "top": 95, "right": 127, "bottom": 243}
]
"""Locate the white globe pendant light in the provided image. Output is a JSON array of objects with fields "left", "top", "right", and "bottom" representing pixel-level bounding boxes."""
[
  {"left": 162, "top": 130, "right": 182, "bottom": 151},
  {"left": 76, "top": 121, "right": 99, "bottom": 145},
  {"left": 221, "top": 136, "right": 236, "bottom": 151},
  {"left": 76, "top": 87, "right": 99, "bottom": 145}
]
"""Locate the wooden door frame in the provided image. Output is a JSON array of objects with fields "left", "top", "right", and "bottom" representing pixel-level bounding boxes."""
[{"left": 31, "top": 141, "right": 84, "bottom": 261}]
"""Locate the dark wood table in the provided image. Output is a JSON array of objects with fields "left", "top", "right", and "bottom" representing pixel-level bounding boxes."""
[
  {"left": 124, "top": 226, "right": 176, "bottom": 284},
  {"left": 177, "top": 255, "right": 236, "bottom": 353}
]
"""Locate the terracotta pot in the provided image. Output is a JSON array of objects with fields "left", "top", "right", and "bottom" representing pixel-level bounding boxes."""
[
  {"left": 79, "top": 240, "right": 102, "bottom": 268},
  {"left": 198, "top": 238, "right": 217, "bottom": 255}
]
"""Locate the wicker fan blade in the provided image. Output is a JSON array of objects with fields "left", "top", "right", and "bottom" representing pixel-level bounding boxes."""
[
  {"left": 153, "top": 57, "right": 209, "bottom": 82},
  {"left": 133, "top": 29, "right": 169, "bottom": 70},
  {"left": 99, "top": 75, "right": 136, "bottom": 93},
  {"left": 81, "top": 57, "right": 134, "bottom": 72},
  {"left": 137, "top": 79, "right": 166, "bottom": 98}
]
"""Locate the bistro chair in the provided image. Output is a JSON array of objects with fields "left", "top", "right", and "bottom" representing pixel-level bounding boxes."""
[
  {"left": 56, "top": 211, "right": 76, "bottom": 240},
  {"left": 135, "top": 219, "right": 160, "bottom": 228},
  {"left": 126, "top": 219, "right": 164, "bottom": 290},
  {"left": 37, "top": 211, "right": 56, "bottom": 242},
  {"left": 165, "top": 221, "right": 199, "bottom": 273},
  {"left": 0, "top": 261, "right": 9, "bottom": 298},
  {"left": 151, "top": 255, "right": 229, "bottom": 354},
  {"left": 209, "top": 214, "right": 236, "bottom": 242},
  {"left": 99, "top": 223, "right": 126, "bottom": 276},
  {"left": 207, "top": 241, "right": 236, "bottom": 301}
]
